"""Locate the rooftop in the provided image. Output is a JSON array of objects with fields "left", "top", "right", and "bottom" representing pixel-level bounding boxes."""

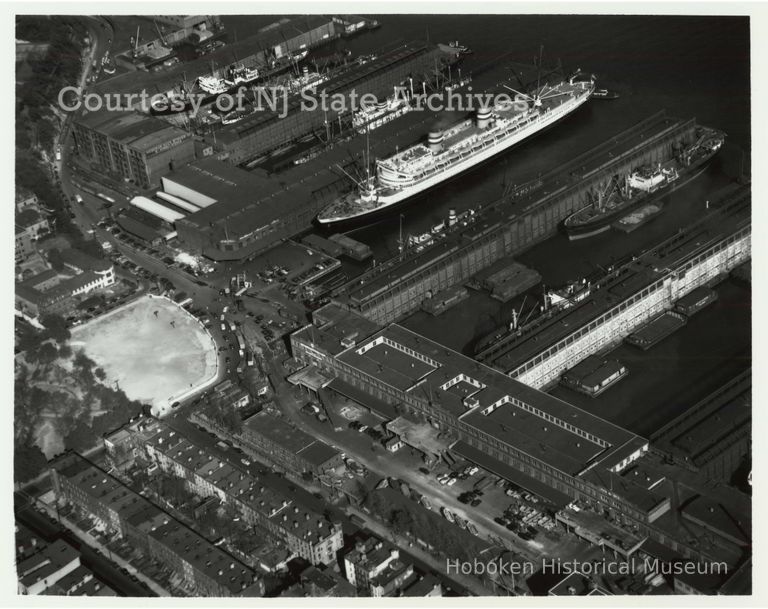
[
  {"left": 548, "top": 572, "right": 612, "bottom": 596},
  {"left": 76, "top": 111, "right": 190, "bottom": 153},
  {"left": 243, "top": 410, "right": 340, "bottom": 467},
  {"left": 50, "top": 453, "right": 258, "bottom": 595},
  {"left": 337, "top": 323, "right": 646, "bottom": 474},
  {"left": 171, "top": 158, "right": 320, "bottom": 239},
  {"left": 143, "top": 421, "right": 339, "bottom": 543},
  {"left": 487, "top": 184, "right": 750, "bottom": 371},
  {"left": 148, "top": 520, "right": 256, "bottom": 594},
  {"left": 60, "top": 248, "right": 112, "bottom": 272},
  {"left": 681, "top": 495, "right": 751, "bottom": 546},
  {"left": 18, "top": 539, "right": 79, "bottom": 590}
]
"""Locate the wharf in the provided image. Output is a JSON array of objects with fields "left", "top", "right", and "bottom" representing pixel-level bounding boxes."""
[
  {"left": 650, "top": 369, "right": 751, "bottom": 473},
  {"left": 338, "top": 111, "right": 699, "bottom": 323},
  {"left": 93, "top": 16, "right": 341, "bottom": 100},
  {"left": 476, "top": 182, "right": 750, "bottom": 370},
  {"left": 170, "top": 56, "right": 526, "bottom": 261}
]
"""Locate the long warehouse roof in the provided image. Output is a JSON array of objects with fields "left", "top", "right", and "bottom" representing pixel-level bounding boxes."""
[{"left": 130, "top": 196, "right": 185, "bottom": 224}]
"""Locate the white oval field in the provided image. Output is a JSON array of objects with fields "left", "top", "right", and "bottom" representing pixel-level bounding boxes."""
[{"left": 70, "top": 294, "right": 218, "bottom": 416}]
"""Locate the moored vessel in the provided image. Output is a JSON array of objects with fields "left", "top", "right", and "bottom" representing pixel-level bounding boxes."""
[
  {"left": 318, "top": 69, "right": 595, "bottom": 225},
  {"left": 563, "top": 127, "right": 725, "bottom": 240}
]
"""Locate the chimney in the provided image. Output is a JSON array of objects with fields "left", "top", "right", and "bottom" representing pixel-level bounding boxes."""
[
  {"left": 476, "top": 106, "right": 492, "bottom": 129},
  {"left": 427, "top": 130, "right": 444, "bottom": 154}
]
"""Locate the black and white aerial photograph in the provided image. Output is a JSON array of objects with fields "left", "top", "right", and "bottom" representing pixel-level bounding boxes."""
[{"left": 10, "top": 3, "right": 758, "bottom": 603}]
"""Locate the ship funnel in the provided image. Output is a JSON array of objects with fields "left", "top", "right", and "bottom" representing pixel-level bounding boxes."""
[
  {"left": 377, "top": 100, "right": 388, "bottom": 111},
  {"left": 428, "top": 129, "right": 444, "bottom": 154},
  {"left": 476, "top": 106, "right": 492, "bottom": 129},
  {"left": 302, "top": 65, "right": 309, "bottom": 76},
  {"left": 447, "top": 208, "right": 457, "bottom": 226}
]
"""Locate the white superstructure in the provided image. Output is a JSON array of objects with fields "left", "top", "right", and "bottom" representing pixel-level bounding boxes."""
[{"left": 318, "top": 72, "right": 595, "bottom": 224}]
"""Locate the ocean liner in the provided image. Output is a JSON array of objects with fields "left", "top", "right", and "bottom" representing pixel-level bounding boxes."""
[{"left": 317, "top": 70, "right": 595, "bottom": 225}]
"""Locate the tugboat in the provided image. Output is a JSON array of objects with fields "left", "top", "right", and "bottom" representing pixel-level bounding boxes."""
[
  {"left": 563, "top": 127, "right": 725, "bottom": 240},
  {"left": 591, "top": 88, "right": 619, "bottom": 100}
]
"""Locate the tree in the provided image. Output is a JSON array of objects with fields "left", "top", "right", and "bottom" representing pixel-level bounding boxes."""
[
  {"left": 63, "top": 415, "right": 93, "bottom": 452},
  {"left": 14, "top": 443, "right": 48, "bottom": 484},
  {"left": 73, "top": 350, "right": 93, "bottom": 370},
  {"left": 33, "top": 342, "right": 59, "bottom": 366},
  {"left": 47, "top": 248, "right": 65, "bottom": 271},
  {"left": 37, "top": 118, "right": 56, "bottom": 152},
  {"left": 94, "top": 367, "right": 106, "bottom": 381},
  {"left": 41, "top": 313, "right": 70, "bottom": 342}
]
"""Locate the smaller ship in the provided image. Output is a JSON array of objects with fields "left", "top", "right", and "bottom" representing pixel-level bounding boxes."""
[
  {"left": 474, "top": 280, "right": 592, "bottom": 356},
  {"left": 591, "top": 88, "right": 619, "bottom": 100},
  {"left": 440, "top": 40, "right": 472, "bottom": 56},
  {"left": 228, "top": 63, "right": 260, "bottom": 87},
  {"left": 149, "top": 83, "right": 192, "bottom": 115},
  {"left": 197, "top": 62, "right": 261, "bottom": 95},
  {"left": 353, "top": 89, "right": 412, "bottom": 134},
  {"left": 563, "top": 127, "right": 724, "bottom": 239},
  {"left": 404, "top": 208, "right": 477, "bottom": 252},
  {"left": 221, "top": 106, "right": 254, "bottom": 125},
  {"left": 288, "top": 66, "right": 328, "bottom": 93},
  {"left": 197, "top": 74, "right": 229, "bottom": 95}
]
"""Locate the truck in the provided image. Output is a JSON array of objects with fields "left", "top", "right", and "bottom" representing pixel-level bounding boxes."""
[{"left": 74, "top": 194, "right": 84, "bottom": 205}]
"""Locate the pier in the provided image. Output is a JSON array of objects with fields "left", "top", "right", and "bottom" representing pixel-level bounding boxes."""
[{"left": 336, "top": 111, "right": 702, "bottom": 324}]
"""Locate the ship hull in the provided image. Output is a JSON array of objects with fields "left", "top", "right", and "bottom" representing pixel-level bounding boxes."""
[
  {"left": 318, "top": 88, "right": 593, "bottom": 225},
  {"left": 563, "top": 154, "right": 717, "bottom": 240}
]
